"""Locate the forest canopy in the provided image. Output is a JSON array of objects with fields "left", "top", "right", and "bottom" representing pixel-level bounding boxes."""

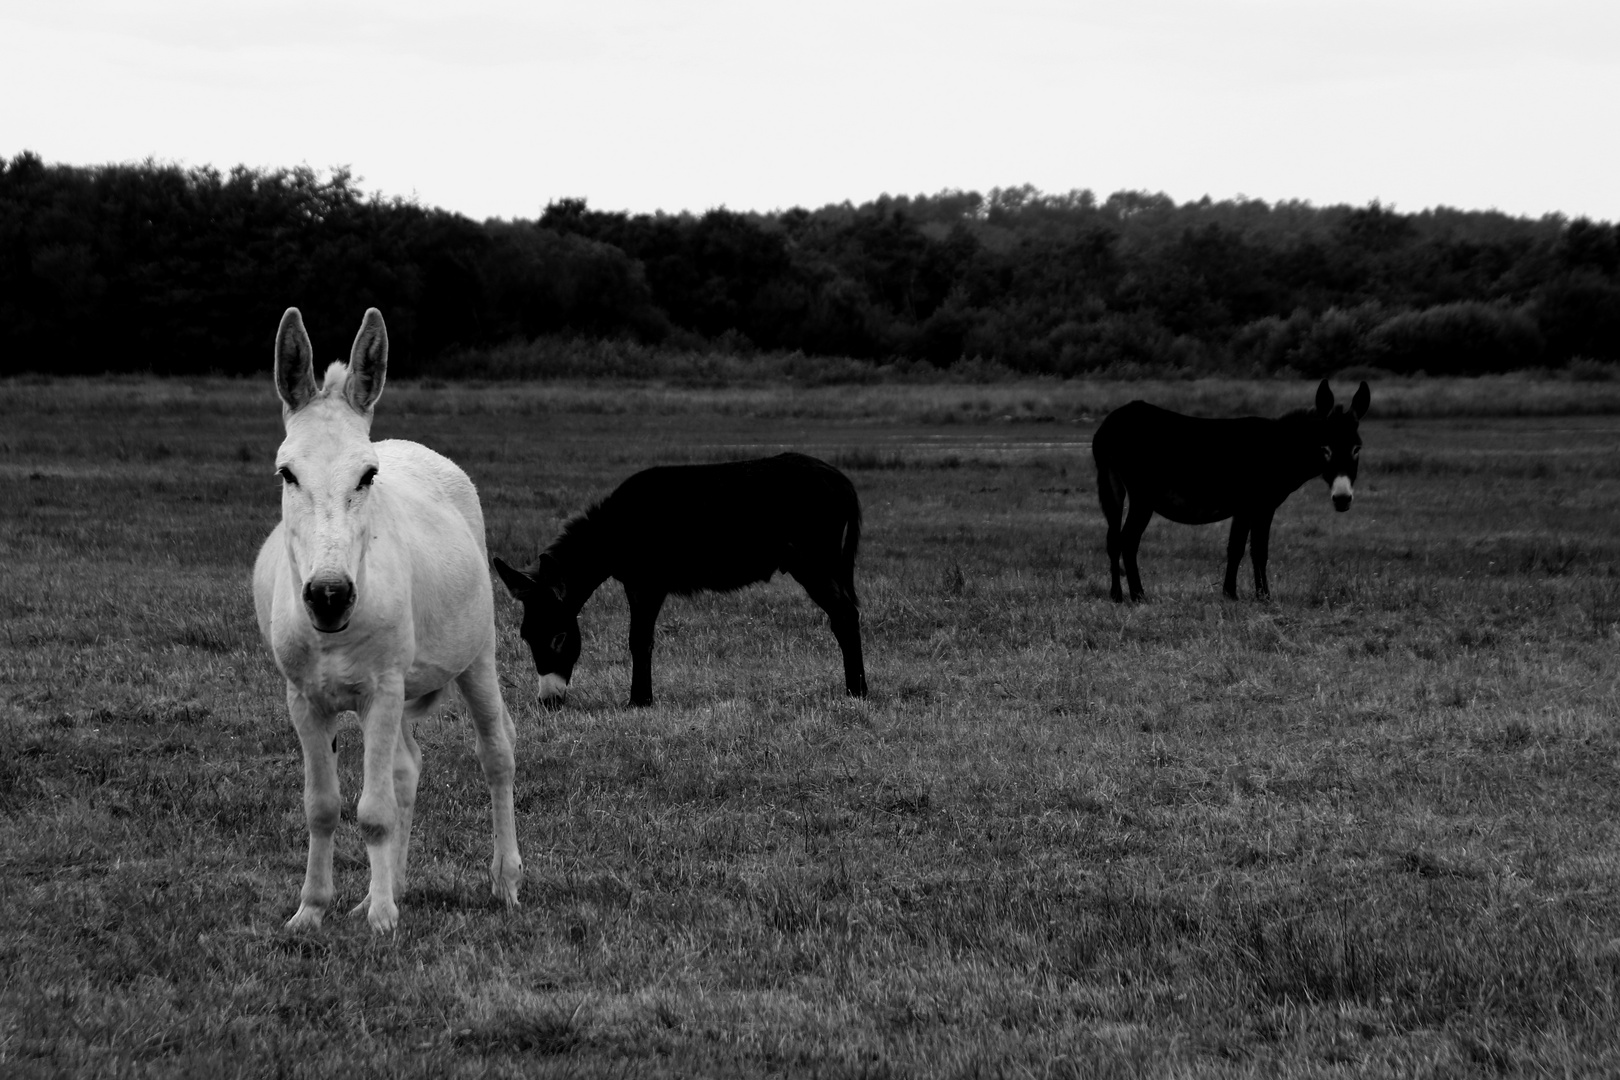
[{"left": 4, "top": 153, "right": 1617, "bottom": 378}]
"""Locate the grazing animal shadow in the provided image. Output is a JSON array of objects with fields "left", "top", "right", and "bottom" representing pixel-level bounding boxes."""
[
  {"left": 1092, "top": 379, "right": 1370, "bottom": 602},
  {"left": 251, "top": 308, "right": 521, "bottom": 933},
  {"left": 494, "top": 453, "right": 867, "bottom": 708}
]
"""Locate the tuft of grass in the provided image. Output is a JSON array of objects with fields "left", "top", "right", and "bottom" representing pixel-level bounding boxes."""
[{"left": 86, "top": 696, "right": 213, "bottom": 726}]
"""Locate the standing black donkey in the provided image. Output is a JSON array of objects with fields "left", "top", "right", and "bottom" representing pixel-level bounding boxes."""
[
  {"left": 1092, "top": 379, "right": 1371, "bottom": 601},
  {"left": 494, "top": 452, "right": 867, "bottom": 707}
]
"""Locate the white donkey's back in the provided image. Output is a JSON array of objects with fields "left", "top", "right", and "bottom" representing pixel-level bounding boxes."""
[
  {"left": 386, "top": 437, "right": 489, "bottom": 555},
  {"left": 253, "top": 308, "right": 520, "bottom": 933}
]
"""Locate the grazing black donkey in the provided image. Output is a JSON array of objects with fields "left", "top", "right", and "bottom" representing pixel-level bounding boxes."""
[
  {"left": 1092, "top": 379, "right": 1371, "bottom": 602},
  {"left": 493, "top": 453, "right": 866, "bottom": 707}
]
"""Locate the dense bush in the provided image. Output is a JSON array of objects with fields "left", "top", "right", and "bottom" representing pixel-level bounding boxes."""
[
  {"left": 4, "top": 153, "right": 1616, "bottom": 378},
  {"left": 1366, "top": 302, "right": 1544, "bottom": 375}
]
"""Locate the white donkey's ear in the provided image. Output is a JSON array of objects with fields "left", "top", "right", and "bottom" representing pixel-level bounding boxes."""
[
  {"left": 346, "top": 308, "right": 387, "bottom": 413},
  {"left": 275, "top": 308, "right": 318, "bottom": 413}
]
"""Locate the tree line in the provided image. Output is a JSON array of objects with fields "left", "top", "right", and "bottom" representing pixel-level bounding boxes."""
[{"left": 4, "top": 152, "right": 1617, "bottom": 378}]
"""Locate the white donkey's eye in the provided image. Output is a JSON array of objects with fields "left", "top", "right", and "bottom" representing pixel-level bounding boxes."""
[
  {"left": 1321, "top": 446, "right": 1331, "bottom": 462},
  {"left": 358, "top": 467, "right": 378, "bottom": 490},
  {"left": 277, "top": 466, "right": 298, "bottom": 485},
  {"left": 1351, "top": 445, "right": 1360, "bottom": 458}
]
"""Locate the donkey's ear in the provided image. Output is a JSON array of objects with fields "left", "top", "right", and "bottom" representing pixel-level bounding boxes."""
[
  {"left": 1315, "top": 379, "right": 1334, "bottom": 416},
  {"left": 535, "top": 554, "right": 568, "bottom": 602},
  {"left": 491, "top": 556, "right": 536, "bottom": 599},
  {"left": 1351, "top": 381, "right": 1371, "bottom": 419},
  {"left": 274, "top": 308, "right": 318, "bottom": 413},
  {"left": 346, "top": 308, "right": 387, "bottom": 413}
]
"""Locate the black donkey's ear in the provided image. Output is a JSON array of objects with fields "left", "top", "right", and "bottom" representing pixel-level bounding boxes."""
[
  {"left": 535, "top": 553, "right": 567, "bottom": 602},
  {"left": 491, "top": 556, "right": 536, "bottom": 598},
  {"left": 1315, "top": 379, "right": 1334, "bottom": 416}
]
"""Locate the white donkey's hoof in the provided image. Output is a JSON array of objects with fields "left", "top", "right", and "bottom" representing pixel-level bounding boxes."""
[
  {"left": 491, "top": 857, "right": 523, "bottom": 909},
  {"left": 351, "top": 896, "right": 399, "bottom": 932},
  {"left": 286, "top": 904, "right": 325, "bottom": 931}
]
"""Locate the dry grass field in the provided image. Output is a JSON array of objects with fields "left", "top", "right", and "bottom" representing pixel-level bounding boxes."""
[{"left": 3, "top": 374, "right": 1620, "bottom": 1077}]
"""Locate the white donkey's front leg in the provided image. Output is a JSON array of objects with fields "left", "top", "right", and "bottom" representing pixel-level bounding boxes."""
[
  {"left": 391, "top": 691, "right": 439, "bottom": 895},
  {"left": 286, "top": 687, "right": 340, "bottom": 930},
  {"left": 352, "top": 674, "right": 407, "bottom": 932}
]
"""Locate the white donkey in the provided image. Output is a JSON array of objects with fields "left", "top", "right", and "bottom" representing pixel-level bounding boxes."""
[{"left": 253, "top": 307, "right": 521, "bottom": 932}]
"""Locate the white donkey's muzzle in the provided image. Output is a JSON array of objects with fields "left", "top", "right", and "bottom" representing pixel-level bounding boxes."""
[{"left": 303, "top": 574, "right": 355, "bottom": 632}]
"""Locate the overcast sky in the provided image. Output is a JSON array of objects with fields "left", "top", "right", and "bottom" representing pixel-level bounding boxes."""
[{"left": 6, "top": 0, "right": 1617, "bottom": 222}]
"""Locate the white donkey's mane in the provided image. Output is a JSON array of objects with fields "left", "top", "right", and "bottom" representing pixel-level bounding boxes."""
[{"left": 317, "top": 361, "right": 351, "bottom": 397}]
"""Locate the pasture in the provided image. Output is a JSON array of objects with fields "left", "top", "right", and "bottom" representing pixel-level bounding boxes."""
[{"left": 3, "top": 374, "right": 1620, "bottom": 1077}]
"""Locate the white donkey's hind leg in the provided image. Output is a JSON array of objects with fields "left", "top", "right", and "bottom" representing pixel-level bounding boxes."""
[
  {"left": 286, "top": 687, "right": 341, "bottom": 930},
  {"left": 455, "top": 645, "right": 522, "bottom": 908}
]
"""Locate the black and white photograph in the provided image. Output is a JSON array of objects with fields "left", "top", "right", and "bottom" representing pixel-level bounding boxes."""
[{"left": 4, "top": 1, "right": 1620, "bottom": 1074}]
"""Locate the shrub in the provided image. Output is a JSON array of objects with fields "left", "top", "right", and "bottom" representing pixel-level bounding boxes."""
[
  {"left": 1230, "top": 310, "right": 1314, "bottom": 374},
  {"left": 1366, "top": 302, "right": 1543, "bottom": 376},
  {"left": 1535, "top": 271, "right": 1620, "bottom": 363},
  {"left": 1298, "top": 304, "right": 1387, "bottom": 377}
]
